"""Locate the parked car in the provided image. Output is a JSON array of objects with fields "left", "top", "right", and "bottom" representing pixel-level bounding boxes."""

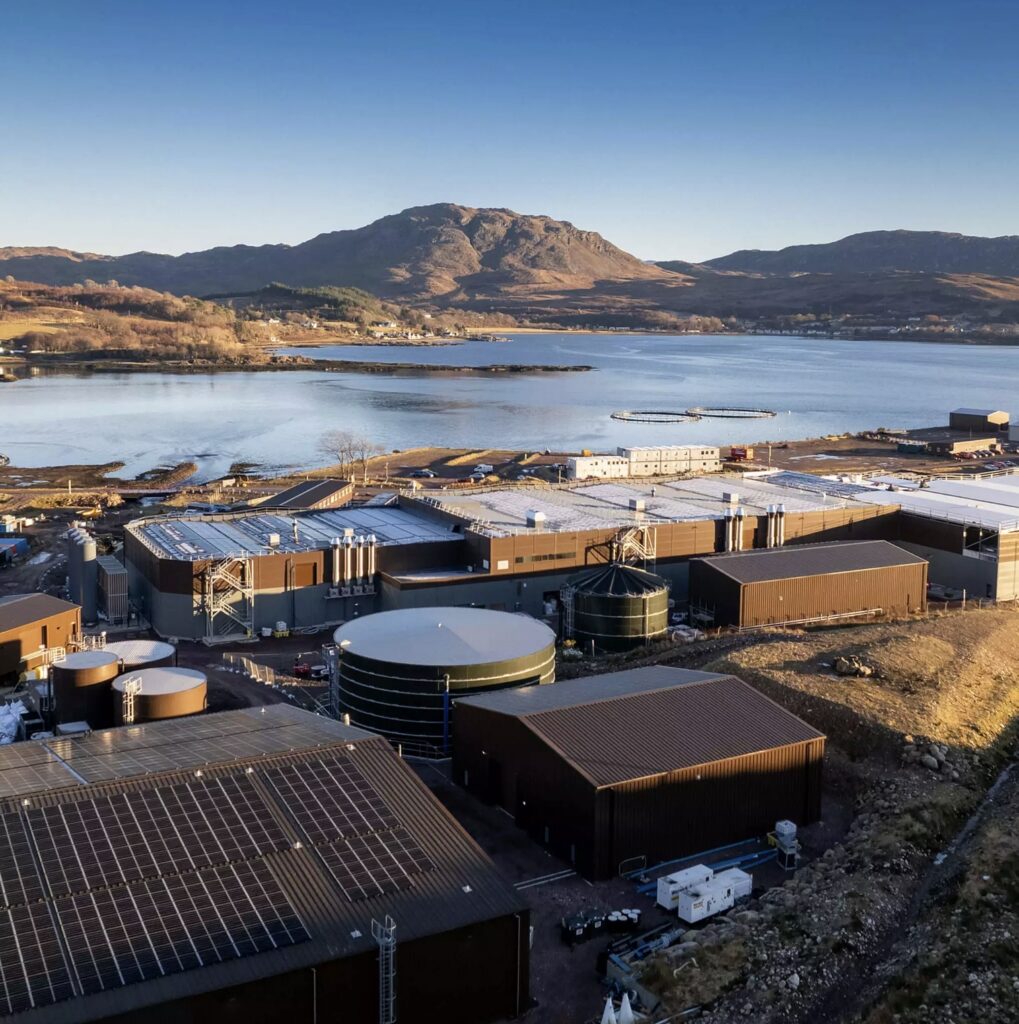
[{"left": 410, "top": 469, "right": 437, "bottom": 478}]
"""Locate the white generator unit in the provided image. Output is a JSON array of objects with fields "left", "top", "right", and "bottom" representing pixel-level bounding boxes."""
[
  {"left": 677, "top": 875, "right": 736, "bottom": 924},
  {"left": 714, "top": 867, "right": 752, "bottom": 901},
  {"left": 656, "top": 864, "right": 714, "bottom": 910}
]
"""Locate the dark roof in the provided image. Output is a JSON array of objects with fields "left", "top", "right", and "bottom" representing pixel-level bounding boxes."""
[
  {"left": 0, "top": 593, "right": 79, "bottom": 635},
  {"left": 265, "top": 478, "right": 352, "bottom": 509},
  {"left": 694, "top": 540, "right": 926, "bottom": 585},
  {"left": 568, "top": 562, "right": 668, "bottom": 597},
  {"left": 0, "top": 705, "right": 525, "bottom": 1023},
  {"left": 457, "top": 667, "right": 824, "bottom": 787}
]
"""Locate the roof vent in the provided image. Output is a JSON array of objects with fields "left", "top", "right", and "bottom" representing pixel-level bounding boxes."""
[
  {"left": 267, "top": 533, "right": 280, "bottom": 548},
  {"left": 722, "top": 491, "right": 740, "bottom": 506},
  {"left": 526, "top": 510, "right": 547, "bottom": 529},
  {"left": 629, "top": 497, "right": 646, "bottom": 513}
]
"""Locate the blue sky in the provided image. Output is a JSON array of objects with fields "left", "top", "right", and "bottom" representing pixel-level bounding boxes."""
[{"left": 3, "top": 0, "right": 1017, "bottom": 260}]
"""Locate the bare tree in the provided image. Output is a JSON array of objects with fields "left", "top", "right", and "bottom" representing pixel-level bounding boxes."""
[
  {"left": 318, "top": 430, "right": 357, "bottom": 478},
  {"left": 350, "top": 435, "right": 384, "bottom": 485}
]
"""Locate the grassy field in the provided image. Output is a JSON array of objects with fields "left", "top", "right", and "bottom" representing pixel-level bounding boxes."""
[{"left": 0, "top": 318, "right": 68, "bottom": 340}]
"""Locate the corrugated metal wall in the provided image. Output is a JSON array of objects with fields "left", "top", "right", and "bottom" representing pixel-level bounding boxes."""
[
  {"left": 596, "top": 738, "right": 824, "bottom": 878},
  {"left": 739, "top": 562, "right": 928, "bottom": 626}
]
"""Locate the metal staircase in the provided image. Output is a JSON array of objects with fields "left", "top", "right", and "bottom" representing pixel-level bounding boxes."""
[{"left": 197, "top": 557, "right": 255, "bottom": 639}]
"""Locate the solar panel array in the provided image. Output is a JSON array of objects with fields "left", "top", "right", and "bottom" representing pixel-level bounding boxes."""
[
  {"left": 132, "top": 505, "right": 459, "bottom": 560},
  {"left": 0, "top": 710, "right": 441, "bottom": 1017},
  {"left": 264, "top": 755, "right": 433, "bottom": 903}
]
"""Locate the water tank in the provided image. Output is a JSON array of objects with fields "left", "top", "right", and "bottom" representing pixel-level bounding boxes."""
[
  {"left": 105, "top": 639, "right": 177, "bottom": 672},
  {"left": 565, "top": 563, "right": 670, "bottom": 652},
  {"left": 334, "top": 607, "right": 555, "bottom": 755},
  {"left": 51, "top": 651, "right": 120, "bottom": 728},
  {"left": 113, "top": 667, "right": 207, "bottom": 725}
]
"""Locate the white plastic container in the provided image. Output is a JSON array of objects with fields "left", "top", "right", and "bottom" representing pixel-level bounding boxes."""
[{"left": 656, "top": 864, "right": 714, "bottom": 910}]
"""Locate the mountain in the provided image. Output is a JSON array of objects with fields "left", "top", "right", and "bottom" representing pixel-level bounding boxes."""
[
  {"left": 4, "top": 212, "right": 1019, "bottom": 328},
  {"left": 0, "top": 204, "right": 671, "bottom": 301},
  {"left": 703, "top": 229, "right": 1019, "bottom": 276}
]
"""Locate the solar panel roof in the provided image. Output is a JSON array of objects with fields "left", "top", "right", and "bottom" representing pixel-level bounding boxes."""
[
  {"left": 128, "top": 505, "right": 459, "bottom": 561},
  {"left": 0, "top": 706, "right": 525, "bottom": 1023}
]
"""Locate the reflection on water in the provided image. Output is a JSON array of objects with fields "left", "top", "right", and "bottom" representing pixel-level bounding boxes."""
[{"left": 2, "top": 333, "right": 1018, "bottom": 480}]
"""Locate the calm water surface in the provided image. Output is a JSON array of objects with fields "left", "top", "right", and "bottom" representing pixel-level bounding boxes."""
[{"left": 2, "top": 333, "right": 1016, "bottom": 480}]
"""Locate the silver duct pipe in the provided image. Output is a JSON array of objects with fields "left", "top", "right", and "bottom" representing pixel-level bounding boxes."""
[
  {"left": 776, "top": 504, "right": 786, "bottom": 546},
  {"left": 355, "top": 535, "right": 365, "bottom": 583},
  {"left": 343, "top": 535, "right": 353, "bottom": 583},
  {"left": 735, "top": 508, "right": 746, "bottom": 552},
  {"left": 331, "top": 538, "right": 342, "bottom": 585},
  {"left": 367, "top": 534, "right": 377, "bottom": 577}
]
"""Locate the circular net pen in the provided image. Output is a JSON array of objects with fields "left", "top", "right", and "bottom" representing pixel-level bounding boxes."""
[
  {"left": 611, "top": 410, "right": 701, "bottom": 423},
  {"left": 334, "top": 608, "right": 556, "bottom": 757},
  {"left": 685, "top": 407, "right": 777, "bottom": 419}
]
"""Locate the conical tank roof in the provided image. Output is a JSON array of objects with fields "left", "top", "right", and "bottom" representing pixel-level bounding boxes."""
[{"left": 569, "top": 562, "right": 667, "bottom": 597}]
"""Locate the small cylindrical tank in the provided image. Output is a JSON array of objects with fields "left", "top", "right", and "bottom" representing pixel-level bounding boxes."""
[
  {"left": 565, "top": 563, "right": 670, "bottom": 652},
  {"left": 112, "top": 667, "right": 207, "bottom": 725},
  {"left": 51, "top": 650, "right": 120, "bottom": 728},
  {"left": 105, "top": 639, "right": 177, "bottom": 673}
]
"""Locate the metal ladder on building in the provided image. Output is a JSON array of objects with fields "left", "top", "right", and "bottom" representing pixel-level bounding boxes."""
[
  {"left": 560, "top": 584, "right": 575, "bottom": 639},
  {"left": 120, "top": 677, "right": 143, "bottom": 724},
  {"left": 612, "top": 525, "right": 657, "bottom": 569},
  {"left": 372, "top": 915, "right": 397, "bottom": 1024}
]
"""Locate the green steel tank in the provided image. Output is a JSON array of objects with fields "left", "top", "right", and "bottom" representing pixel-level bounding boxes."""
[{"left": 564, "top": 563, "right": 670, "bottom": 652}]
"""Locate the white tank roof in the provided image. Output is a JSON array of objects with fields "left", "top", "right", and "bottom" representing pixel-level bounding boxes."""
[
  {"left": 106, "top": 640, "right": 176, "bottom": 665},
  {"left": 113, "top": 667, "right": 206, "bottom": 694},
  {"left": 333, "top": 607, "right": 555, "bottom": 667},
  {"left": 58, "top": 651, "right": 119, "bottom": 670}
]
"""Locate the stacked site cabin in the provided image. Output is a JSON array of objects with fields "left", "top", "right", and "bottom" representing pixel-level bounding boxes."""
[
  {"left": 688, "top": 540, "right": 928, "bottom": 628},
  {"left": 335, "top": 607, "right": 556, "bottom": 755},
  {"left": 0, "top": 705, "right": 529, "bottom": 1024},
  {"left": 0, "top": 594, "right": 80, "bottom": 682},
  {"left": 453, "top": 667, "right": 825, "bottom": 880},
  {"left": 564, "top": 563, "right": 670, "bottom": 651}
]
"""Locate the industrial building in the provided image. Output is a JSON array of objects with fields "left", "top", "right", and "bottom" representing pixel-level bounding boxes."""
[
  {"left": 96, "top": 554, "right": 129, "bottom": 625},
  {"left": 688, "top": 540, "right": 928, "bottom": 628},
  {"left": 567, "top": 445, "right": 722, "bottom": 480},
  {"left": 948, "top": 408, "right": 1010, "bottom": 434},
  {"left": 123, "top": 473, "right": 903, "bottom": 639},
  {"left": 0, "top": 594, "right": 81, "bottom": 682},
  {"left": 561, "top": 563, "right": 670, "bottom": 651},
  {"left": 334, "top": 607, "right": 556, "bottom": 755},
  {"left": 453, "top": 667, "right": 825, "bottom": 880},
  {"left": 0, "top": 704, "right": 529, "bottom": 1024}
]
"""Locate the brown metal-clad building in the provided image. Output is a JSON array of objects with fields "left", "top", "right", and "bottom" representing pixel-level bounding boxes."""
[
  {"left": 948, "top": 408, "right": 1010, "bottom": 433},
  {"left": 689, "top": 540, "right": 928, "bottom": 628},
  {"left": 453, "top": 667, "right": 825, "bottom": 880},
  {"left": 260, "top": 478, "right": 354, "bottom": 511},
  {"left": 0, "top": 705, "right": 529, "bottom": 1024},
  {"left": 0, "top": 594, "right": 81, "bottom": 682}
]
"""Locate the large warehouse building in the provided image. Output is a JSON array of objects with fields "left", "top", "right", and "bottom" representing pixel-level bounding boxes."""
[
  {"left": 453, "top": 667, "right": 825, "bottom": 880},
  {"left": 124, "top": 473, "right": 901, "bottom": 639},
  {"left": 688, "top": 540, "right": 928, "bottom": 628},
  {"left": 0, "top": 705, "right": 529, "bottom": 1024}
]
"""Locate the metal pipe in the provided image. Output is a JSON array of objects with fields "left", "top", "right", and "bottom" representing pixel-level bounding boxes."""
[
  {"left": 355, "top": 536, "right": 365, "bottom": 582},
  {"left": 331, "top": 539, "right": 341, "bottom": 585},
  {"left": 343, "top": 536, "right": 353, "bottom": 583}
]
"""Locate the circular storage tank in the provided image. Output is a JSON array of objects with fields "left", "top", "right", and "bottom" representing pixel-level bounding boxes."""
[
  {"left": 566, "top": 563, "right": 670, "bottom": 652},
  {"left": 105, "top": 640, "right": 177, "bottom": 672},
  {"left": 334, "top": 608, "right": 556, "bottom": 754},
  {"left": 51, "top": 651, "right": 121, "bottom": 729},
  {"left": 112, "top": 667, "right": 207, "bottom": 725}
]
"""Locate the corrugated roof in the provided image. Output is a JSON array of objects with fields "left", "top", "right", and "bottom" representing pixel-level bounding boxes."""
[
  {"left": 0, "top": 706, "right": 526, "bottom": 1023},
  {"left": 458, "top": 668, "right": 823, "bottom": 787},
  {"left": 694, "top": 540, "right": 925, "bottom": 585},
  {"left": 265, "top": 479, "right": 352, "bottom": 509},
  {"left": 0, "top": 594, "right": 79, "bottom": 635},
  {"left": 568, "top": 563, "right": 668, "bottom": 597}
]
